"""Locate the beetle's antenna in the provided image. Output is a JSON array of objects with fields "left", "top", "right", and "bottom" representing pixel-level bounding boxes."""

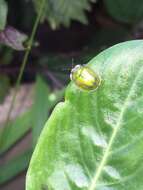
[{"left": 71, "top": 58, "right": 74, "bottom": 69}]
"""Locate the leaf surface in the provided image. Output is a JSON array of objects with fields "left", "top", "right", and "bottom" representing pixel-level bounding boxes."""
[{"left": 26, "top": 40, "right": 143, "bottom": 190}]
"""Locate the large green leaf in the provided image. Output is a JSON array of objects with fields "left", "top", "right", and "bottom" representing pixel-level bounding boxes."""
[
  {"left": 0, "top": 0, "right": 8, "bottom": 30},
  {"left": 33, "top": 0, "right": 96, "bottom": 29},
  {"left": 26, "top": 40, "right": 143, "bottom": 190},
  {"left": 104, "top": 0, "right": 143, "bottom": 23}
]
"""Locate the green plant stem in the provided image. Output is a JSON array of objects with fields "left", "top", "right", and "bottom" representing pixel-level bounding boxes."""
[{"left": 0, "top": 0, "right": 46, "bottom": 151}]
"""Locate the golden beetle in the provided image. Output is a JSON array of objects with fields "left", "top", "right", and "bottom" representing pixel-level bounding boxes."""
[{"left": 70, "top": 65, "right": 101, "bottom": 91}]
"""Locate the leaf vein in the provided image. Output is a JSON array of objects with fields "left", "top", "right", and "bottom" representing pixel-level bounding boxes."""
[{"left": 88, "top": 66, "right": 143, "bottom": 190}]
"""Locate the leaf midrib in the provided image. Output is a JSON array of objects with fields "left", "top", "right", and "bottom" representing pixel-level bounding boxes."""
[{"left": 88, "top": 66, "right": 143, "bottom": 190}]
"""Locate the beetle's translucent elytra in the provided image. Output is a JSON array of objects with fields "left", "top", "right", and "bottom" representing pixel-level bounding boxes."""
[{"left": 70, "top": 65, "right": 101, "bottom": 91}]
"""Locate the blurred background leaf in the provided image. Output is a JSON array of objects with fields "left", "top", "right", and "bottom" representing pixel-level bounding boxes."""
[
  {"left": 0, "top": 26, "right": 28, "bottom": 50},
  {"left": 32, "top": 76, "right": 51, "bottom": 146},
  {"left": 32, "top": 75, "right": 64, "bottom": 146},
  {"left": 33, "top": 0, "right": 97, "bottom": 29},
  {"left": 0, "top": 0, "right": 8, "bottom": 30},
  {"left": 0, "top": 110, "right": 32, "bottom": 154},
  {"left": 104, "top": 0, "right": 143, "bottom": 23},
  {"left": 0, "top": 75, "right": 10, "bottom": 103},
  {"left": 0, "top": 149, "right": 32, "bottom": 184}
]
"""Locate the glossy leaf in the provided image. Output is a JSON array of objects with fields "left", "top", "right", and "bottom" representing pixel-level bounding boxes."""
[
  {"left": 0, "top": 0, "right": 7, "bottom": 30},
  {"left": 104, "top": 0, "right": 143, "bottom": 23},
  {"left": 26, "top": 40, "right": 143, "bottom": 190}
]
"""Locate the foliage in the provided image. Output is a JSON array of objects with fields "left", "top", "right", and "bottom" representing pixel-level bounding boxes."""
[
  {"left": 0, "top": 110, "right": 32, "bottom": 153},
  {"left": 0, "top": 149, "right": 32, "bottom": 184},
  {"left": 104, "top": 0, "right": 143, "bottom": 23},
  {"left": 0, "top": 26, "right": 28, "bottom": 50},
  {"left": 0, "top": 0, "right": 143, "bottom": 189},
  {"left": 0, "top": 75, "right": 10, "bottom": 103},
  {"left": 0, "top": 76, "right": 64, "bottom": 184},
  {"left": 33, "top": 0, "right": 96, "bottom": 29},
  {"left": 26, "top": 40, "right": 143, "bottom": 190},
  {"left": 0, "top": 0, "right": 7, "bottom": 30},
  {"left": 32, "top": 76, "right": 64, "bottom": 146}
]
